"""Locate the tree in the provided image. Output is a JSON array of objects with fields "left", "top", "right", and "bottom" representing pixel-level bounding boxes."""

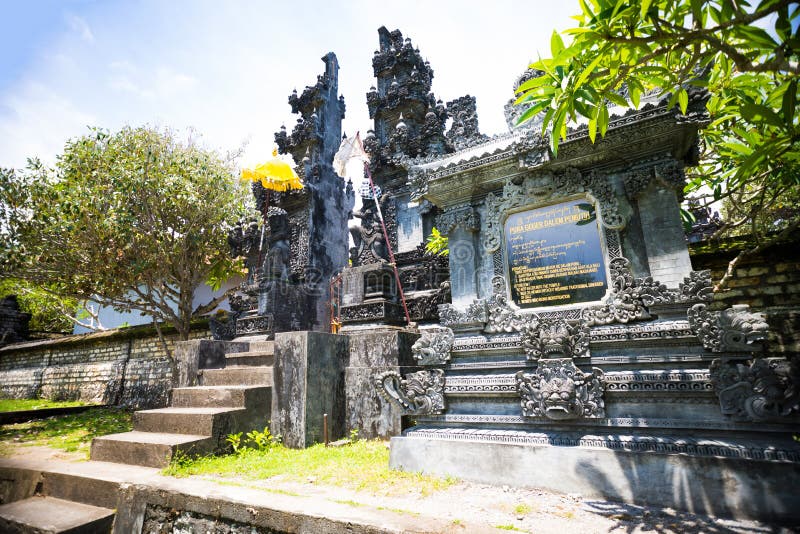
[
  {"left": 515, "top": 0, "right": 799, "bottom": 290},
  {"left": 0, "top": 126, "right": 247, "bottom": 343}
]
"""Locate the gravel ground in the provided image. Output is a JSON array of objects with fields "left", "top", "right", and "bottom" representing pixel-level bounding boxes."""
[{"left": 209, "top": 472, "right": 795, "bottom": 534}]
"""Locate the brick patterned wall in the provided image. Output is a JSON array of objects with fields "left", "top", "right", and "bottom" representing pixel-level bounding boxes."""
[
  {"left": 0, "top": 323, "right": 210, "bottom": 408},
  {"left": 690, "top": 239, "right": 800, "bottom": 355}
]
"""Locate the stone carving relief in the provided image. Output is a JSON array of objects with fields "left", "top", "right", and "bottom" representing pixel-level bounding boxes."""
[
  {"left": 688, "top": 303, "right": 769, "bottom": 352},
  {"left": 520, "top": 318, "right": 590, "bottom": 361},
  {"left": 438, "top": 300, "right": 487, "bottom": 329},
  {"left": 710, "top": 357, "right": 800, "bottom": 421},
  {"left": 515, "top": 359, "right": 605, "bottom": 420},
  {"left": 623, "top": 158, "right": 687, "bottom": 197},
  {"left": 375, "top": 369, "right": 446, "bottom": 415},
  {"left": 435, "top": 204, "right": 480, "bottom": 235},
  {"left": 412, "top": 327, "right": 455, "bottom": 366},
  {"left": 445, "top": 95, "right": 488, "bottom": 150},
  {"left": 485, "top": 276, "right": 526, "bottom": 333},
  {"left": 482, "top": 168, "right": 625, "bottom": 254}
]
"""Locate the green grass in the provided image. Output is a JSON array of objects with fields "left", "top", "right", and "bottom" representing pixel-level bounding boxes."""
[
  {"left": 494, "top": 525, "right": 526, "bottom": 532},
  {"left": 514, "top": 503, "right": 532, "bottom": 515},
  {"left": 0, "top": 407, "right": 132, "bottom": 458},
  {"left": 0, "top": 398, "right": 90, "bottom": 412},
  {"left": 163, "top": 439, "right": 457, "bottom": 496}
]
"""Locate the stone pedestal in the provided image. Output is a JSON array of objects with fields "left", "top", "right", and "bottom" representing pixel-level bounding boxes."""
[
  {"left": 271, "top": 331, "right": 349, "bottom": 448},
  {"left": 344, "top": 330, "right": 419, "bottom": 439}
]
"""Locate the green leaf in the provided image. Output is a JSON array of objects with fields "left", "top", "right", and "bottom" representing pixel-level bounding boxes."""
[
  {"left": 782, "top": 79, "right": 797, "bottom": 126},
  {"left": 678, "top": 88, "right": 689, "bottom": 115},
  {"left": 640, "top": 0, "right": 653, "bottom": 19},
  {"left": 588, "top": 117, "right": 598, "bottom": 143},
  {"left": 551, "top": 30, "right": 565, "bottom": 57}
]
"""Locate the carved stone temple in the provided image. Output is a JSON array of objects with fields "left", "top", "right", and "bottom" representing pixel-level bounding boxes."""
[
  {"left": 377, "top": 72, "right": 800, "bottom": 520},
  {"left": 226, "top": 52, "right": 352, "bottom": 339},
  {"left": 340, "top": 27, "right": 487, "bottom": 328}
]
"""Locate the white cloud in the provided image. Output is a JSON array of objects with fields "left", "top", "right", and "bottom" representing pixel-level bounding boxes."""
[
  {"left": 0, "top": 82, "right": 96, "bottom": 168},
  {"left": 65, "top": 14, "right": 94, "bottom": 43},
  {"left": 107, "top": 62, "right": 197, "bottom": 100}
]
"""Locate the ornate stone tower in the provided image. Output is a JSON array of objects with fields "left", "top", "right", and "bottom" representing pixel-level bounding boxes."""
[
  {"left": 230, "top": 53, "right": 352, "bottom": 338},
  {"left": 342, "top": 27, "right": 486, "bottom": 326}
]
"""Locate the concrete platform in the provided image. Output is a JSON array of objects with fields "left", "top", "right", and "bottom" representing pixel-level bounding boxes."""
[
  {"left": 0, "top": 495, "right": 114, "bottom": 534},
  {"left": 389, "top": 429, "right": 800, "bottom": 523}
]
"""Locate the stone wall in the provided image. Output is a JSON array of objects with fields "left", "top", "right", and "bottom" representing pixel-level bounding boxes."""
[
  {"left": 0, "top": 322, "right": 210, "bottom": 409},
  {"left": 690, "top": 237, "right": 800, "bottom": 356}
]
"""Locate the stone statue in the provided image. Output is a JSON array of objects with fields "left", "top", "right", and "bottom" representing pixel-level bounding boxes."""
[
  {"left": 349, "top": 198, "right": 389, "bottom": 265},
  {"left": 262, "top": 208, "right": 291, "bottom": 283}
]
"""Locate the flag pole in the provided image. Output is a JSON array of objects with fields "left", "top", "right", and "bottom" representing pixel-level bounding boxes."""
[{"left": 355, "top": 136, "right": 412, "bottom": 326}]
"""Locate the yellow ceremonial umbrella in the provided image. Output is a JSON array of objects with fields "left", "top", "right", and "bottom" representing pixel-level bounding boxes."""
[{"left": 241, "top": 147, "right": 303, "bottom": 192}]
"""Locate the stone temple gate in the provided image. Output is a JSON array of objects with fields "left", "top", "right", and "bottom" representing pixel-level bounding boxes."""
[{"left": 1, "top": 26, "right": 798, "bottom": 529}]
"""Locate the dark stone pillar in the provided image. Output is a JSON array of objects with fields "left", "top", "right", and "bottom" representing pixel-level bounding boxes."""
[
  {"left": 344, "top": 329, "right": 419, "bottom": 439},
  {"left": 271, "top": 331, "right": 349, "bottom": 448}
]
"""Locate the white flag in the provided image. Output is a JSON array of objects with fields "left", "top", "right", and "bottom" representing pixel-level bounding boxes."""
[{"left": 333, "top": 132, "right": 370, "bottom": 179}]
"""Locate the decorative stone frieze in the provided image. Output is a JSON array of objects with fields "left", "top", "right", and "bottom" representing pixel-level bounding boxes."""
[
  {"left": 520, "top": 318, "right": 590, "bottom": 361},
  {"left": 688, "top": 303, "right": 769, "bottom": 352},
  {"left": 375, "top": 369, "right": 446, "bottom": 415},
  {"left": 710, "top": 357, "right": 800, "bottom": 421},
  {"left": 435, "top": 204, "right": 480, "bottom": 235},
  {"left": 438, "top": 300, "right": 487, "bottom": 329},
  {"left": 412, "top": 327, "right": 454, "bottom": 366},
  {"left": 515, "top": 359, "right": 605, "bottom": 420}
]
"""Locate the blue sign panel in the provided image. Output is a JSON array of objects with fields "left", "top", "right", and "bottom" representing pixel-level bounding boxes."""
[{"left": 504, "top": 199, "right": 608, "bottom": 308}]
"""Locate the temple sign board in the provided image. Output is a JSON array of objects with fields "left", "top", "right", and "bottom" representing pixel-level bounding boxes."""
[{"left": 504, "top": 198, "right": 608, "bottom": 309}]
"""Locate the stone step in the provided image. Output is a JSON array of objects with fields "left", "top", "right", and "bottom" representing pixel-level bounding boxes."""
[
  {"left": 225, "top": 351, "right": 274, "bottom": 367},
  {"left": 133, "top": 407, "right": 246, "bottom": 436},
  {"left": 90, "top": 431, "right": 215, "bottom": 468},
  {"left": 201, "top": 366, "right": 273, "bottom": 386},
  {"left": 0, "top": 495, "right": 114, "bottom": 533},
  {"left": 245, "top": 341, "right": 274, "bottom": 353},
  {"left": 171, "top": 385, "right": 271, "bottom": 410},
  {"left": 41, "top": 472, "right": 120, "bottom": 510}
]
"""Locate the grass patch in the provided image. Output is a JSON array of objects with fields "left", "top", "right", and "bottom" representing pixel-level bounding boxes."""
[
  {"left": 163, "top": 439, "right": 457, "bottom": 496},
  {"left": 0, "top": 407, "right": 132, "bottom": 458},
  {"left": 0, "top": 398, "right": 90, "bottom": 412},
  {"left": 514, "top": 503, "right": 532, "bottom": 515},
  {"left": 494, "top": 525, "right": 525, "bottom": 532}
]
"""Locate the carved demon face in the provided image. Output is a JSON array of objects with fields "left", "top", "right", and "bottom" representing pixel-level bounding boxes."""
[{"left": 539, "top": 374, "right": 581, "bottom": 419}]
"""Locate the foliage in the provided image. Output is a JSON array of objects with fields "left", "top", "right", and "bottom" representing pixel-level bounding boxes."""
[
  {"left": 515, "top": 0, "right": 800, "bottom": 290},
  {"left": 425, "top": 227, "right": 449, "bottom": 256},
  {"left": 0, "top": 407, "right": 132, "bottom": 458},
  {"left": 0, "top": 279, "right": 75, "bottom": 333},
  {"left": 0, "top": 126, "right": 249, "bottom": 341},
  {"left": 163, "top": 439, "right": 457, "bottom": 495},
  {"left": 0, "top": 398, "right": 89, "bottom": 412}
]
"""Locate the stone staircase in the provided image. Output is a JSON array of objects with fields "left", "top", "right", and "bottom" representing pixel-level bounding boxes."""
[{"left": 91, "top": 341, "right": 274, "bottom": 468}]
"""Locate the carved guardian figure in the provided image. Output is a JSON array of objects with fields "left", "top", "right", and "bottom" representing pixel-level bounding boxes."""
[
  {"left": 688, "top": 303, "right": 769, "bottom": 352},
  {"left": 412, "top": 327, "right": 455, "bottom": 366},
  {"left": 516, "top": 359, "right": 605, "bottom": 420},
  {"left": 375, "top": 369, "right": 446, "bottom": 415},
  {"left": 710, "top": 357, "right": 800, "bottom": 421},
  {"left": 520, "top": 318, "right": 591, "bottom": 361}
]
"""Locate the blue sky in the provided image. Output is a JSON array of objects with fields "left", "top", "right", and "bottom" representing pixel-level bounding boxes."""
[{"left": 1, "top": 1, "right": 578, "bottom": 170}]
